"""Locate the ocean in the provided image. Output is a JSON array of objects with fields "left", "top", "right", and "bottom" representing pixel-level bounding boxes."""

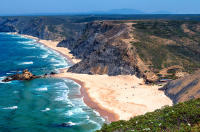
[{"left": 0, "top": 33, "right": 104, "bottom": 132}]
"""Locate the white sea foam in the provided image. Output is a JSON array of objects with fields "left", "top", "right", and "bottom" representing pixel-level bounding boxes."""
[
  {"left": 65, "top": 108, "right": 84, "bottom": 117},
  {"left": 35, "top": 44, "right": 49, "bottom": 50},
  {"left": 54, "top": 94, "right": 68, "bottom": 101},
  {"left": 67, "top": 122, "right": 76, "bottom": 126},
  {"left": 0, "top": 76, "right": 5, "bottom": 83},
  {"left": 19, "top": 40, "right": 36, "bottom": 44},
  {"left": 23, "top": 46, "right": 36, "bottom": 49},
  {"left": 36, "top": 87, "right": 48, "bottom": 91},
  {"left": 64, "top": 79, "right": 81, "bottom": 88},
  {"left": 93, "top": 110, "right": 101, "bottom": 116},
  {"left": 53, "top": 63, "right": 63, "bottom": 67},
  {"left": 6, "top": 73, "right": 12, "bottom": 75},
  {"left": 2, "top": 106, "right": 18, "bottom": 110},
  {"left": 87, "top": 119, "right": 102, "bottom": 130},
  {"left": 46, "top": 50, "right": 53, "bottom": 54},
  {"left": 19, "top": 61, "right": 33, "bottom": 65},
  {"left": 50, "top": 58, "right": 60, "bottom": 63},
  {"left": 41, "top": 54, "right": 49, "bottom": 58},
  {"left": 41, "top": 108, "right": 50, "bottom": 112},
  {"left": 65, "top": 111, "right": 74, "bottom": 116},
  {"left": 88, "top": 120, "right": 98, "bottom": 125},
  {"left": 86, "top": 115, "right": 90, "bottom": 119},
  {"left": 54, "top": 82, "right": 69, "bottom": 89},
  {"left": 0, "top": 76, "right": 10, "bottom": 83}
]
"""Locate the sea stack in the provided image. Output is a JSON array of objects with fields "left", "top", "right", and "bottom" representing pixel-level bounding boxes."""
[{"left": 2, "top": 69, "right": 40, "bottom": 82}]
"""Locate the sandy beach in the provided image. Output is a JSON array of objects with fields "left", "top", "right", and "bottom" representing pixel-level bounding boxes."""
[
  {"left": 14, "top": 33, "right": 81, "bottom": 64},
  {"left": 17, "top": 33, "right": 173, "bottom": 122},
  {"left": 53, "top": 73, "right": 173, "bottom": 121}
]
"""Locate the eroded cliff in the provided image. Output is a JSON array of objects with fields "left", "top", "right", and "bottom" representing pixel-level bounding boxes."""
[
  {"left": 161, "top": 70, "right": 200, "bottom": 104},
  {"left": 58, "top": 21, "right": 158, "bottom": 82}
]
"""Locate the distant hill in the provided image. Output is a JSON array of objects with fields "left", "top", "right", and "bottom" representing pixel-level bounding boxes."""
[
  {"left": 91, "top": 9, "right": 172, "bottom": 15},
  {"left": 90, "top": 8, "right": 145, "bottom": 14},
  {"left": 151, "top": 10, "right": 172, "bottom": 14},
  {"left": 0, "top": 9, "right": 174, "bottom": 16}
]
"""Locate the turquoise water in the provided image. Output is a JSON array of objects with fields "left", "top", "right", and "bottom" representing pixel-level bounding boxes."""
[{"left": 0, "top": 33, "right": 104, "bottom": 132}]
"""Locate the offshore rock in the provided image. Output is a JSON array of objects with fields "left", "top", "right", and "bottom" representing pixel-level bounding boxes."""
[{"left": 2, "top": 69, "right": 40, "bottom": 82}]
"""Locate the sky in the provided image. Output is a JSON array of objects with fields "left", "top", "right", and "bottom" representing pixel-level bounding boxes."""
[{"left": 0, "top": 0, "right": 200, "bottom": 15}]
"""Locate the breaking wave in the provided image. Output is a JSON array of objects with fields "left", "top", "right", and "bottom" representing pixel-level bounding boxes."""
[{"left": 2, "top": 106, "right": 18, "bottom": 110}]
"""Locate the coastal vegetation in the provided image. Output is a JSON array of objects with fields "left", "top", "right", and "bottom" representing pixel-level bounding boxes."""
[
  {"left": 132, "top": 20, "right": 200, "bottom": 79},
  {"left": 97, "top": 98, "right": 200, "bottom": 132}
]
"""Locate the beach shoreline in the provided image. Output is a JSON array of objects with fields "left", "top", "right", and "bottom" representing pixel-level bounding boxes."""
[
  {"left": 14, "top": 33, "right": 119, "bottom": 122},
  {"left": 12, "top": 32, "right": 173, "bottom": 122},
  {"left": 63, "top": 77, "right": 120, "bottom": 122}
]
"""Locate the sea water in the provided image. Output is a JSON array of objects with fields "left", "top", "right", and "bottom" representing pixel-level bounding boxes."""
[{"left": 0, "top": 33, "right": 104, "bottom": 132}]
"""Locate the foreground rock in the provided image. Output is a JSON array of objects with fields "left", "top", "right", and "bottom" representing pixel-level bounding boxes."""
[{"left": 2, "top": 69, "right": 41, "bottom": 82}]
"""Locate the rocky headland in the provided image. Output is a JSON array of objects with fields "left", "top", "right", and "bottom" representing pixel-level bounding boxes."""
[{"left": 58, "top": 21, "right": 158, "bottom": 83}]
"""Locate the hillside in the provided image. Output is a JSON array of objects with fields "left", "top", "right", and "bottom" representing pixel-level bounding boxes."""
[
  {"left": 58, "top": 21, "right": 158, "bottom": 82},
  {"left": 97, "top": 98, "right": 200, "bottom": 132},
  {"left": 132, "top": 20, "right": 200, "bottom": 79},
  {"left": 57, "top": 20, "right": 200, "bottom": 83},
  {"left": 1, "top": 17, "right": 200, "bottom": 83},
  {"left": 0, "top": 16, "right": 84, "bottom": 41},
  {"left": 161, "top": 70, "right": 200, "bottom": 104}
]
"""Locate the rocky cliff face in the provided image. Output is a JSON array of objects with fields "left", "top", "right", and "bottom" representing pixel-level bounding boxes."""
[
  {"left": 58, "top": 21, "right": 158, "bottom": 82},
  {"left": 0, "top": 17, "right": 158, "bottom": 82},
  {"left": 0, "top": 16, "right": 84, "bottom": 41},
  {"left": 161, "top": 70, "right": 200, "bottom": 104}
]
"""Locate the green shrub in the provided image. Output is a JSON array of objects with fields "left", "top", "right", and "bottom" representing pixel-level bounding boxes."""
[{"left": 97, "top": 98, "right": 200, "bottom": 132}]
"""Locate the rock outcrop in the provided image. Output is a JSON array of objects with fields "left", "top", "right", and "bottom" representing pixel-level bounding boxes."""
[
  {"left": 161, "top": 70, "right": 200, "bottom": 104},
  {"left": 2, "top": 69, "right": 40, "bottom": 82}
]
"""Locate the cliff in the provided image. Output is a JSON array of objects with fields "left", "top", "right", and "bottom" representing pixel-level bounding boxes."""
[
  {"left": 0, "top": 16, "right": 84, "bottom": 41},
  {"left": 58, "top": 21, "right": 158, "bottom": 83},
  {"left": 161, "top": 70, "right": 200, "bottom": 104},
  {"left": 58, "top": 20, "right": 200, "bottom": 83}
]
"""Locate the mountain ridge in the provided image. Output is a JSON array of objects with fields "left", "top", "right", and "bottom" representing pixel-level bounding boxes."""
[{"left": 0, "top": 9, "right": 173, "bottom": 16}]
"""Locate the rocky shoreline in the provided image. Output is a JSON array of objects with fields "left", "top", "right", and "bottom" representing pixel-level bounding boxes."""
[{"left": 2, "top": 69, "right": 56, "bottom": 82}]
